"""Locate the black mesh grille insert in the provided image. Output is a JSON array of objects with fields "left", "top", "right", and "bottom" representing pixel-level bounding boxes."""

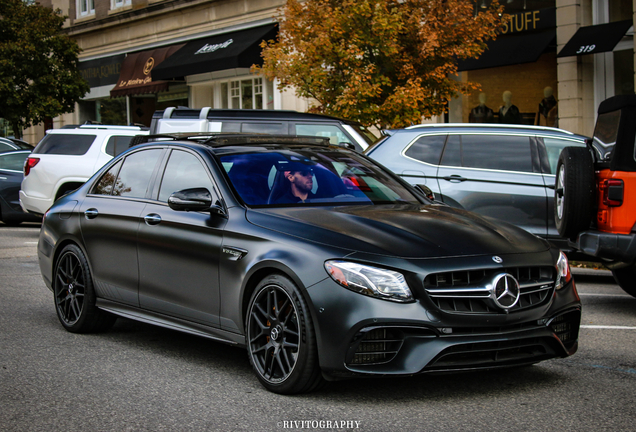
[
  {"left": 348, "top": 328, "right": 404, "bottom": 365},
  {"left": 424, "top": 266, "right": 555, "bottom": 314},
  {"left": 550, "top": 309, "right": 581, "bottom": 349}
]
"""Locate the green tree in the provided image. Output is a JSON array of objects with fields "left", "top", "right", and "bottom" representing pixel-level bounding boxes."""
[
  {"left": 0, "top": 0, "right": 88, "bottom": 139},
  {"left": 255, "top": 0, "right": 505, "bottom": 128}
]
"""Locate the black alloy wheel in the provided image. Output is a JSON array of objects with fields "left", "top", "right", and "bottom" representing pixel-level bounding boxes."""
[
  {"left": 554, "top": 146, "right": 595, "bottom": 240},
  {"left": 246, "top": 274, "right": 323, "bottom": 394},
  {"left": 53, "top": 244, "right": 116, "bottom": 333}
]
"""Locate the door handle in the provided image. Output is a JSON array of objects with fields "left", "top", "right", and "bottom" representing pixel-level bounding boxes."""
[
  {"left": 144, "top": 214, "right": 162, "bottom": 225},
  {"left": 84, "top": 208, "right": 98, "bottom": 219},
  {"left": 441, "top": 175, "right": 467, "bottom": 182}
]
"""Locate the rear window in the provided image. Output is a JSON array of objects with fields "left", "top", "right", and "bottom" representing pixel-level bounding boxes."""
[
  {"left": 0, "top": 152, "right": 29, "bottom": 171},
  {"left": 404, "top": 134, "right": 446, "bottom": 165},
  {"left": 105, "top": 136, "right": 135, "bottom": 157},
  {"left": 593, "top": 110, "right": 621, "bottom": 161},
  {"left": 33, "top": 134, "right": 96, "bottom": 155}
]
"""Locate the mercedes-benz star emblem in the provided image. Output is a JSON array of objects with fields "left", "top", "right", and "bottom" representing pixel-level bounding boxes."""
[
  {"left": 492, "top": 256, "right": 503, "bottom": 264},
  {"left": 491, "top": 273, "right": 520, "bottom": 309}
]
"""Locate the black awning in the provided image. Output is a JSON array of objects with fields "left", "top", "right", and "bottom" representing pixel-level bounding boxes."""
[
  {"left": 151, "top": 24, "right": 278, "bottom": 81},
  {"left": 557, "top": 20, "right": 632, "bottom": 58},
  {"left": 458, "top": 30, "right": 555, "bottom": 72}
]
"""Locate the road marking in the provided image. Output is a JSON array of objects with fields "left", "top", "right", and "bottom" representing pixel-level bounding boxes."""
[
  {"left": 578, "top": 293, "right": 633, "bottom": 297},
  {"left": 580, "top": 325, "right": 636, "bottom": 330}
]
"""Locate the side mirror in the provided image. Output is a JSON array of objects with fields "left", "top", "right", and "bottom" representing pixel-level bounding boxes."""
[
  {"left": 168, "top": 188, "right": 213, "bottom": 212},
  {"left": 414, "top": 184, "right": 435, "bottom": 201}
]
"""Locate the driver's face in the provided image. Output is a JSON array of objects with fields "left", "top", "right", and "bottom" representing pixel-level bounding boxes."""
[{"left": 288, "top": 170, "right": 313, "bottom": 192}]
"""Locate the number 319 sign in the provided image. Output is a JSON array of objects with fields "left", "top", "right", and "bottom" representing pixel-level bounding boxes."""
[{"left": 576, "top": 44, "right": 597, "bottom": 54}]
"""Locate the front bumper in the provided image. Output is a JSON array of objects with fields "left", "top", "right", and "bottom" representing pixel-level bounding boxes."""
[
  {"left": 307, "top": 276, "right": 581, "bottom": 379},
  {"left": 573, "top": 230, "right": 636, "bottom": 263}
]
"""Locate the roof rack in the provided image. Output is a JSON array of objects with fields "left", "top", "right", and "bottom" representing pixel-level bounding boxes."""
[
  {"left": 405, "top": 123, "right": 575, "bottom": 135},
  {"left": 128, "top": 133, "right": 336, "bottom": 148}
]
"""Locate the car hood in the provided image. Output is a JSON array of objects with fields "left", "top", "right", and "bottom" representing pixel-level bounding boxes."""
[{"left": 246, "top": 203, "right": 549, "bottom": 258}]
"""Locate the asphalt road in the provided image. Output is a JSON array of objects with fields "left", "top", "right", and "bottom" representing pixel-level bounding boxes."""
[{"left": 1, "top": 223, "right": 635, "bottom": 432}]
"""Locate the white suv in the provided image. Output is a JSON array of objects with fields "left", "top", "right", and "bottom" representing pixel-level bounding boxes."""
[{"left": 20, "top": 125, "right": 148, "bottom": 215}]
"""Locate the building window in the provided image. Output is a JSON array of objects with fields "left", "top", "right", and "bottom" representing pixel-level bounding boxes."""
[
  {"left": 111, "top": 0, "right": 132, "bottom": 9},
  {"left": 222, "top": 78, "right": 270, "bottom": 110},
  {"left": 77, "top": 0, "right": 95, "bottom": 17}
]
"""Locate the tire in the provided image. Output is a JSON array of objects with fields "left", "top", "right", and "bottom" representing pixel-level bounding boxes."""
[
  {"left": 245, "top": 274, "right": 324, "bottom": 394},
  {"left": 554, "top": 147, "right": 595, "bottom": 240},
  {"left": 53, "top": 244, "right": 116, "bottom": 333},
  {"left": 611, "top": 264, "right": 636, "bottom": 298}
]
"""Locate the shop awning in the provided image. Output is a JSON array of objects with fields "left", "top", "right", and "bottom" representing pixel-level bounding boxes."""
[
  {"left": 151, "top": 24, "right": 278, "bottom": 81},
  {"left": 458, "top": 30, "right": 555, "bottom": 72},
  {"left": 110, "top": 44, "right": 184, "bottom": 98},
  {"left": 557, "top": 20, "right": 633, "bottom": 58}
]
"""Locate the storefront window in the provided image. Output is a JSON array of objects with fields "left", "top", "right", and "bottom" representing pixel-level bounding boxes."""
[
  {"left": 220, "top": 78, "right": 271, "bottom": 110},
  {"left": 99, "top": 98, "right": 127, "bottom": 125},
  {"left": 241, "top": 80, "right": 253, "bottom": 109}
]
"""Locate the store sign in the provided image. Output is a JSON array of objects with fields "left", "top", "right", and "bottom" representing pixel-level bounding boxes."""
[
  {"left": 501, "top": 7, "right": 556, "bottom": 35},
  {"left": 79, "top": 54, "right": 125, "bottom": 88},
  {"left": 195, "top": 39, "right": 234, "bottom": 55}
]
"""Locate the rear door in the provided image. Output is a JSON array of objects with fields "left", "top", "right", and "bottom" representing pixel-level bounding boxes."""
[
  {"left": 79, "top": 148, "right": 165, "bottom": 306},
  {"left": 436, "top": 133, "right": 548, "bottom": 237}
]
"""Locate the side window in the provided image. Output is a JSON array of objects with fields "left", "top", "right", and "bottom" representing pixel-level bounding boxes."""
[
  {"left": 158, "top": 150, "right": 215, "bottom": 202},
  {"left": 113, "top": 149, "right": 163, "bottom": 198},
  {"left": 404, "top": 134, "right": 446, "bottom": 165},
  {"left": 461, "top": 135, "right": 533, "bottom": 172},
  {"left": 242, "top": 123, "right": 287, "bottom": 134},
  {"left": 295, "top": 124, "right": 352, "bottom": 145},
  {"left": 0, "top": 142, "right": 13, "bottom": 153},
  {"left": 32, "top": 134, "right": 96, "bottom": 155},
  {"left": 543, "top": 138, "right": 586, "bottom": 174},
  {"left": 0, "top": 152, "right": 29, "bottom": 171},
  {"left": 105, "top": 136, "right": 135, "bottom": 157},
  {"left": 440, "top": 135, "right": 461, "bottom": 167},
  {"left": 92, "top": 160, "right": 123, "bottom": 195}
]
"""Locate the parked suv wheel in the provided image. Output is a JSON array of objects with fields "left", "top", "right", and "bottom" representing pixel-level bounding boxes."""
[{"left": 554, "top": 147, "right": 595, "bottom": 240}]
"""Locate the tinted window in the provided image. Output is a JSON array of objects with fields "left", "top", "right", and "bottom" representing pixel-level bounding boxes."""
[
  {"left": 440, "top": 135, "right": 461, "bottom": 167},
  {"left": 92, "top": 160, "right": 123, "bottom": 195},
  {"left": 33, "top": 134, "right": 96, "bottom": 155},
  {"left": 461, "top": 135, "right": 532, "bottom": 172},
  {"left": 113, "top": 149, "right": 163, "bottom": 198},
  {"left": 0, "top": 152, "right": 29, "bottom": 171},
  {"left": 158, "top": 150, "right": 215, "bottom": 202},
  {"left": 0, "top": 142, "right": 14, "bottom": 153},
  {"left": 404, "top": 134, "right": 446, "bottom": 165},
  {"left": 105, "top": 136, "right": 135, "bottom": 157},
  {"left": 543, "top": 138, "right": 586, "bottom": 174},
  {"left": 242, "top": 123, "right": 287, "bottom": 134},
  {"left": 295, "top": 124, "right": 352, "bottom": 144}
]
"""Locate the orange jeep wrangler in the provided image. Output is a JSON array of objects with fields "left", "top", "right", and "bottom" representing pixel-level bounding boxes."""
[{"left": 555, "top": 94, "right": 636, "bottom": 298}]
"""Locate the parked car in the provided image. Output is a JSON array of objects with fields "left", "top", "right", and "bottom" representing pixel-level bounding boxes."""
[
  {"left": 150, "top": 107, "right": 379, "bottom": 151},
  {"left": 20, "top": 125, "right": 148, "bottom": 216},
  {"left": 0, "top": 150, "right": 41, "bottom": 225},
  {"left": 555, "top": 95, "right": 636, "bottom": 297},
  {"left": 38, "top": 133, "right": 581, "bottom": 394},
  {"left": 0, "top": 137, "right": 33, "bottom": 153},
  {"left": 366, "top": 124, "right": 589, "bottom": 253}
]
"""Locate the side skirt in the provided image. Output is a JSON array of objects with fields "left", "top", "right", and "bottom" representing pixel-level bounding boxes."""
[{"left": 96, "top": 299, "right": 246, "bottom": 347}]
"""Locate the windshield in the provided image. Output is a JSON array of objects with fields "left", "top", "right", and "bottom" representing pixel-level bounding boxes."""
[{"left": 219, "top": 148, "right": 420, "bottom": 207}]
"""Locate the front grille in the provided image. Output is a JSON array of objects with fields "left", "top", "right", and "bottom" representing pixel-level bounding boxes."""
[
  {"left": 424, "top": 266, "right": 555, "bottom": 314},
  {"left": 348, "top": 328, "right": 404, "bottom": 365},
  {"left": 427, "top": 337, "right": 556, "bottom": 369},
  {"left": 549, "top": 309, "right": 581, "bottom": 349}
]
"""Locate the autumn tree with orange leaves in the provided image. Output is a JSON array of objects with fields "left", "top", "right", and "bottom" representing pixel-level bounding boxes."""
[{"left": 254, "top": 0, "right": 505, "bottom": 128}]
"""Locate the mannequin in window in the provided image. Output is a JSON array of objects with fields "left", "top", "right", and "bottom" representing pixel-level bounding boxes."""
[
  {"left": 469, "top": 92, "right": 494, "bottom": 123},
  {"left": 535, "top": 86, "right": 558, "bottom": 127},
  {"left": 498, "top": 90, "right": 521, "bottom": 124}
]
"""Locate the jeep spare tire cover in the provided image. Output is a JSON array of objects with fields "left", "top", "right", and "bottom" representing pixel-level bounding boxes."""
[{"left": 554, "top": 146, "right": 595, "bottom": 240}]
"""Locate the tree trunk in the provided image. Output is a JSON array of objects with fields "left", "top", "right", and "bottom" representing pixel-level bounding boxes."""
[{"left": 11, "top": 123, "right": 22, "bottom": 140}]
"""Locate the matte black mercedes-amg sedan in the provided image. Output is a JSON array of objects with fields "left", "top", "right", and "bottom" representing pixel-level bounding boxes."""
[{"left": 38, "top": 134, "right": 581, "bottom": 394}]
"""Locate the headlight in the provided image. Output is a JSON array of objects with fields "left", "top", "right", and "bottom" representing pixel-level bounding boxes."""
[
  {"left": 555, "top": 251, "right": 572, "bottom": 290},
  {"left": 324, "top": 260, "right": 413, "bottom": 302}
]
